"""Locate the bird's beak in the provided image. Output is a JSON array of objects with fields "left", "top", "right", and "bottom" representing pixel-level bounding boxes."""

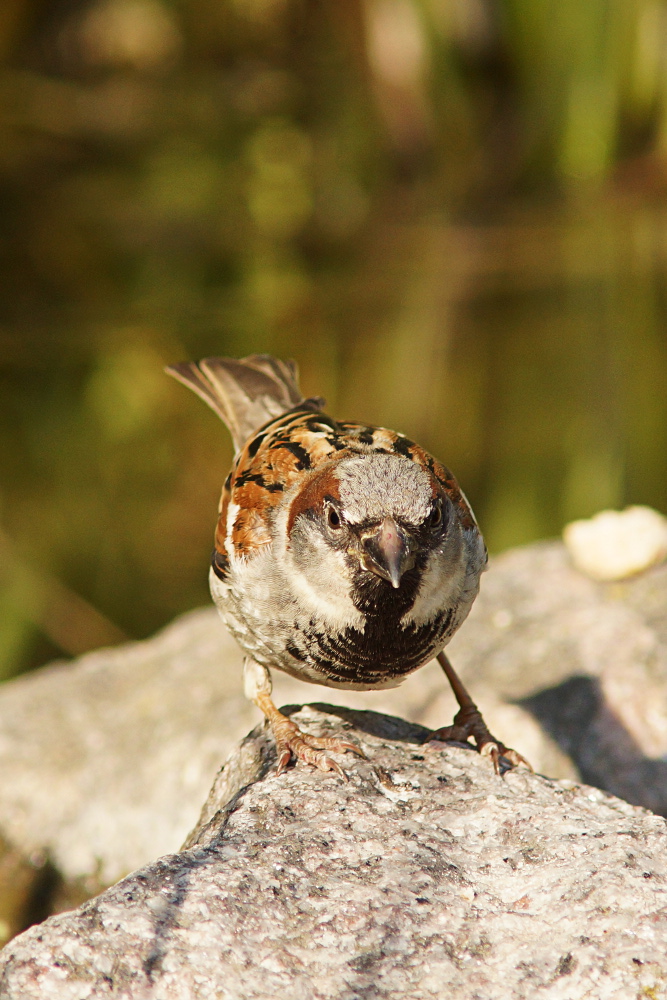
[{"left": 358, "top": 516, "right": 416, "bottom": 588}]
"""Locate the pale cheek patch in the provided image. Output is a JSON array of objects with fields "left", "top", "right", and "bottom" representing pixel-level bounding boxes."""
[
  {"left": 288, "top": 523, "right": 363, "bottom": 629},
  {"left": 405, "top": 556, "right": 464, "bottom": 626}
]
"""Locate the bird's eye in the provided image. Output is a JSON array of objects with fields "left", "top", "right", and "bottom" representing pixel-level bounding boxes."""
[
  {"left": 428, "top": 503, "right": 443, "bottom": 529},
  {"left": 326, "top": 505, "right": 342, "bottom": 529}
]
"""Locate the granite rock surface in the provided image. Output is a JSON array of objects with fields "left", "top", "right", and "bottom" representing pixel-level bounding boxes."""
[{"left": 1, "top": 705, "right": 666, "bottom": 1000}]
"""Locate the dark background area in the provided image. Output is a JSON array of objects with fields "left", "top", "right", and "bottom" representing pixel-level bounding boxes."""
[{"left": 1, "top": 0, "right": 666, "bottom": 679}]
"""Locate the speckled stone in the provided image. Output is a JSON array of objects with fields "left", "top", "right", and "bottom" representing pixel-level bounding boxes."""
[{"left": 1, "top": 706, "right": 666, "bottom": 1000}]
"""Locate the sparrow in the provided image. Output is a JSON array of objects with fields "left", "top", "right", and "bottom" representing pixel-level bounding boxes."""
[{"left": 166, "top": 354, "right": 528, "bottom": 778}]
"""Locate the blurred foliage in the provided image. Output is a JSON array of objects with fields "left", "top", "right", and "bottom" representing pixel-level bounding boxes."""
[{"left": 1, "top": 0, "right": 667, "bottom": 679}]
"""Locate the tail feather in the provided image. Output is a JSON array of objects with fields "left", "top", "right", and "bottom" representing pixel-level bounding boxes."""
[{"left": 166, "top": 354, "right": 324, "bottom": 452}]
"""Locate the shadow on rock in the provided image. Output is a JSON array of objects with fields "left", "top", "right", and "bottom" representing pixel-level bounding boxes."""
[
  {"left": 301, "top": 703, "right": 430, "bottom": 745},
  {"left": 520, "top": 675, "right": 667, "bottom": 816}
]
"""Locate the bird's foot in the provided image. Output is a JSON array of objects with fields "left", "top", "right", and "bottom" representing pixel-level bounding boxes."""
[
  {"left": 270, "top": 713, "right": 366, "bottom": 780},
  {"left": 433, "top": 651, "right": 532, "bottom": 774},
  {"left": 251, "top": 680, "right": 366, "bottom": 779},
  {"left": 429, "top": 703, "right": 532, "bottom": 775}
]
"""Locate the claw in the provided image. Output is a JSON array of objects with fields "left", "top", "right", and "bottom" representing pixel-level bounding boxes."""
[
  {"left": 318, "top": 756, "right": 347, "bottom": 781},
  {"left": 272, "top": 717, "right": 365, "bottom": 780},
  {"left": 431, "top": 652, "right": 533, "bottom": 774},
  {"left": 328, "top": 739, "right": 367, "bottom": 759},
  {"left": 479, "top": 740, "right": 501, "bottom": 775},
  {"left": 276, "top": 747, "right": 293, "bottom": 776},
  {"left": 430, "top": 721, "right": 533, "bottom": 775},
  {"left": 253, "top": 685, "right": 365, "bottom": 779},
  {"left": 499, "top": 747, "right": 532, "bottom": 771}
]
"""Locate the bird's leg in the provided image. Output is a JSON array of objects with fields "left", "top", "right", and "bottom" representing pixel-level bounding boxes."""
[
  {"left": 243, "top": 658, "right": 365, "bottom": 779},
  {"left": 430, "top": 651, "right": 531, "bottom": 774}
]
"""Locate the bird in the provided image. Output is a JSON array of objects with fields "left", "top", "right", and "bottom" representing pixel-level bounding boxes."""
[{"left": 166, "top": 354, "right": 528, "bottom": 778}]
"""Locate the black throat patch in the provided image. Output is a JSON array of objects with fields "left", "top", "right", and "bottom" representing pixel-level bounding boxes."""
[{"left": 286, "top": 566, "right": 454, "bottom": 686}]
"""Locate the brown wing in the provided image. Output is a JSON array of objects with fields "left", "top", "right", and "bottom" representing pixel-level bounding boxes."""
[{"left": 215, "top": 407, "right": 345, "bottom": 566}]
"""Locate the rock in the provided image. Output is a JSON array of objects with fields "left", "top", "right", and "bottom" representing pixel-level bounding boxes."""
[
  {"left": 1, "top": 706, "right": 666, "bottom": 1000},
  {"left": 1, "top": 538, "right": 667, "bottom": 937},
  {"left": 0, "top": 610, "right": 245, "bottom": 891}
]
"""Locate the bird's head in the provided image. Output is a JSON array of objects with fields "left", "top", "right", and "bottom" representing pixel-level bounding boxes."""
[{"left": 285, "top": 452, "right": 458, "bottom": 619}]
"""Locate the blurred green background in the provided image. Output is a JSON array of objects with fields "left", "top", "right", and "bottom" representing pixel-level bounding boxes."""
[{"left": 1, "top": 0, "right": 666, "bottom": 680}]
